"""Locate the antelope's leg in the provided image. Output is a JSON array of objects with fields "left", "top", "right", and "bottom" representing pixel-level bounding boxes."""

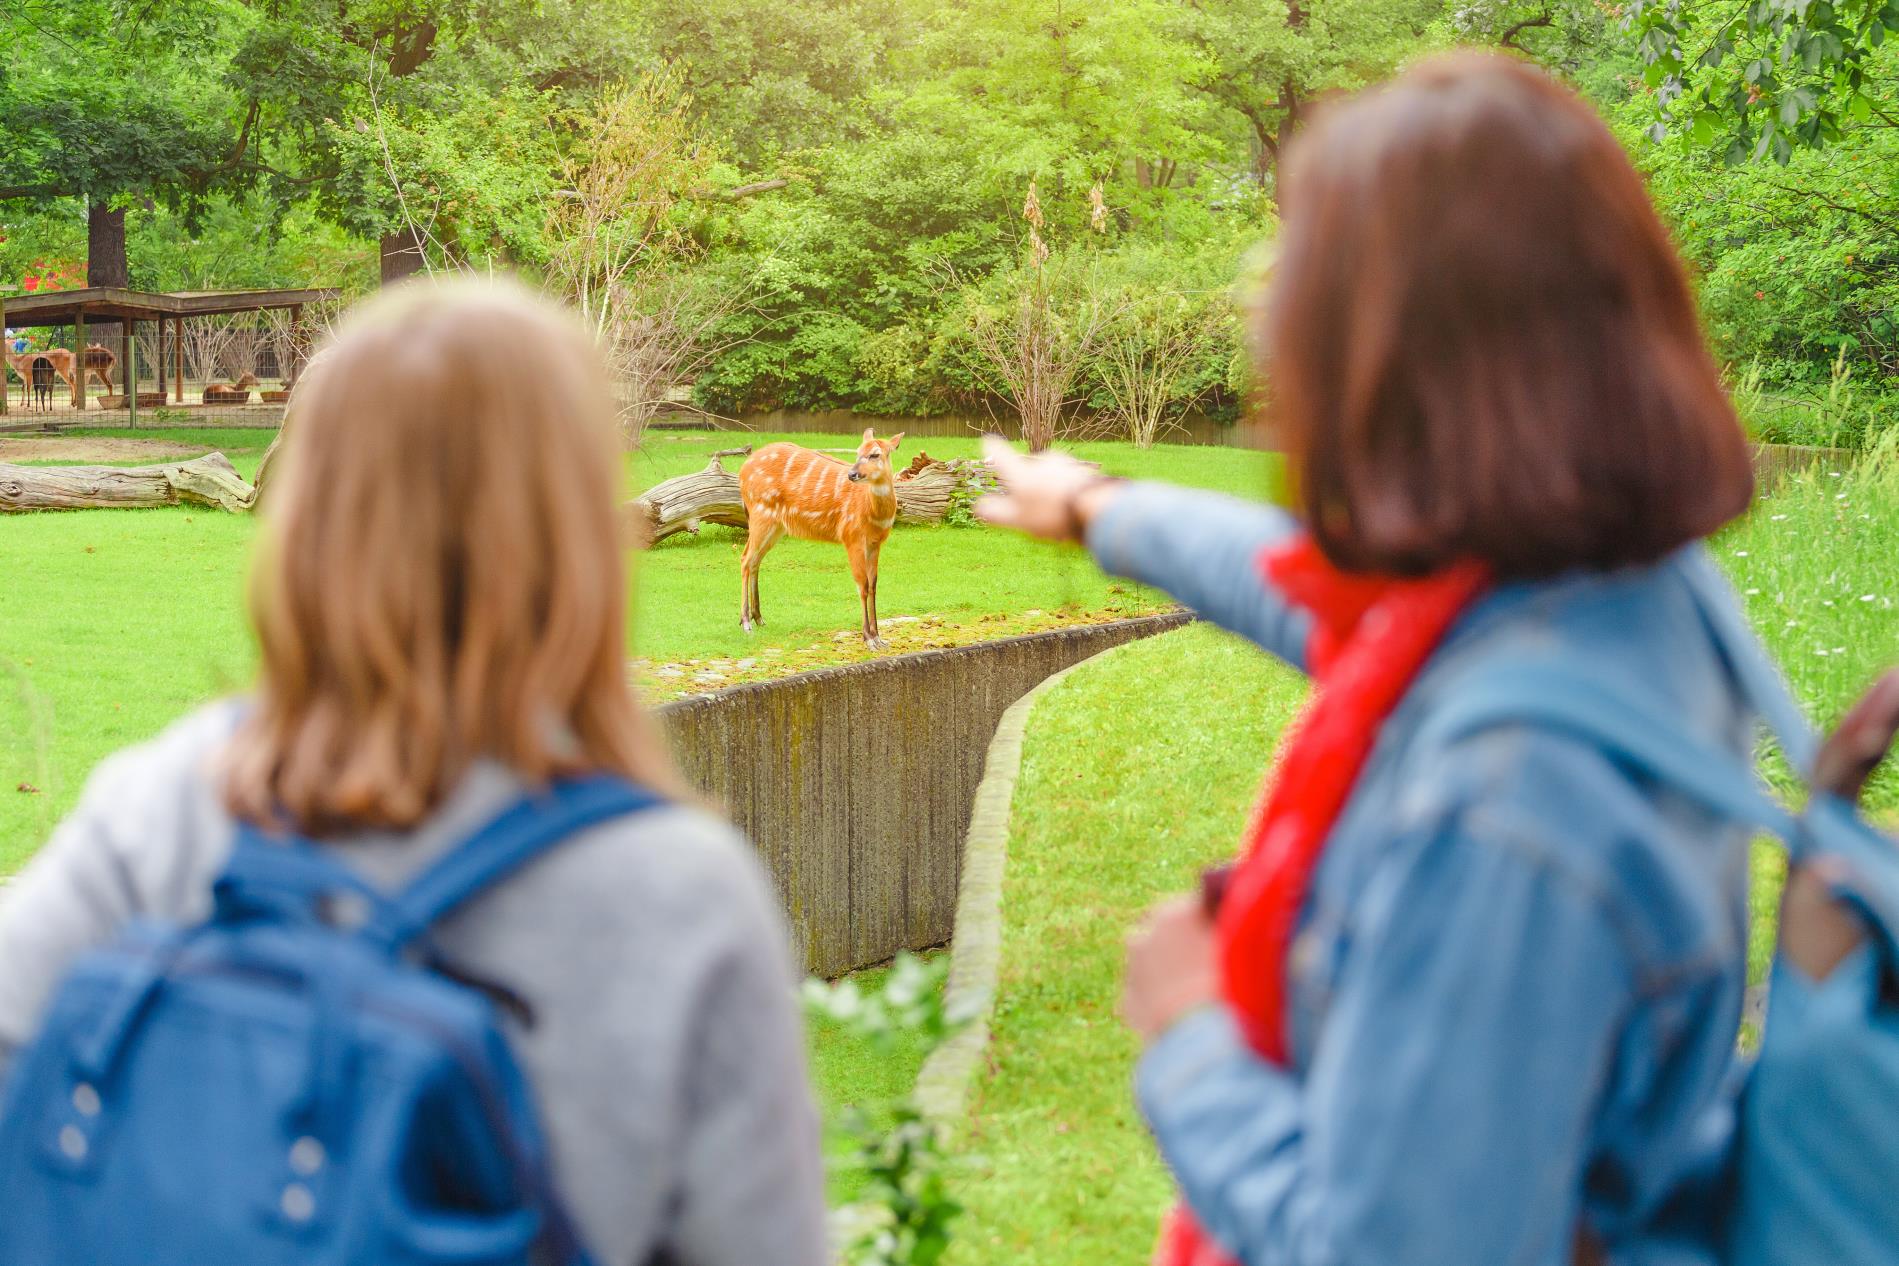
[
  {"left": 866, "top": 537, "right": 885, "bottom": 648},
  {"left": 850, "top": 538, "right": 886, "bottom": 650},
  {"left": 740, "top": 517, "right": 781, "bottom": 630}
]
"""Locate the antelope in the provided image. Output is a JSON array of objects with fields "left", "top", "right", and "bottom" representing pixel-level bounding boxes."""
[
  {"left": 739, "top": 428, "right": 905, "bottom": 649},
  {"left": 4, "top": 345, "right": 116, "bottom": 400},
  {"left": 29, "top": 357, "right": 54, "bottom": 411},
  {"left": 204, "top": 373, "right": 260, "bottom": 403}
]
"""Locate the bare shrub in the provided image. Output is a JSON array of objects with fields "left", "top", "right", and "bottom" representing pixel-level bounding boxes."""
[
  {"left": 219, "top": 316, "right": 263, "bottom": 381},
  {"left": 960, "top": 264, "right": 1109, "bottom": 452},
  {"left": 956, "top": 183, "right": 1109, "bottom": 452},
  {"left": 1096, "top": 291, "right": 1233, "bottom": 448},
  {"left": 544, "top": 75, "right": 751, "bottom": 441}
]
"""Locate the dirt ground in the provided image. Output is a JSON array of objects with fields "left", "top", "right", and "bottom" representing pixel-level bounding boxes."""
[{"left": 0, "top": 436, "right": 207, "bottom": 465}]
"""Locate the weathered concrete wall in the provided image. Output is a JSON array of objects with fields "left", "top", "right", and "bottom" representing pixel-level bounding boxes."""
[{"left": 657, "top": 613, "right": 1190, "bottom": 976}]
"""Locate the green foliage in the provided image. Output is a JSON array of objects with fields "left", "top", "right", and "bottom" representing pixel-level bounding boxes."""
[
  {"left": 20, "top": 0, "right": 1899, "bottom": 445},
  {"left": 647, "top": 0, "right": 922, "bottom": 164},
  {"left": 0, "top": 0, "right": 247, "bottom": 207},
  {"left": 803, "top": 952, "right": 967, "bottom": 1052},
  {"left": 1623, "top": 58, "right": 1899, "bottom": 424},
  {"left": 805, "top": 953, "right": 976, "bottom": 1266},
  {"left": 319, "top": 84, "right": 559, "bottom": 268},
  {"left": 1626, "top": 0, "right": 1899, "bottom": 162}
]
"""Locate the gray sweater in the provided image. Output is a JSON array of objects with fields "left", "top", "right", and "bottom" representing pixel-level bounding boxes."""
[{"left": 0, "top": 702, "right": 829, "bottom": 1266}]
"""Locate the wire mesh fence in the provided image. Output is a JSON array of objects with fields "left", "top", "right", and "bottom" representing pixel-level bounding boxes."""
[{"left": 3, "top": 299, "right": 336, "bottom": 433}]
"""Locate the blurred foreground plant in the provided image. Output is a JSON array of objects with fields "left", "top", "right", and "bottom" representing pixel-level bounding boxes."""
[{"left": 804, "top": 953, "right": 980, "bottom": 1266}]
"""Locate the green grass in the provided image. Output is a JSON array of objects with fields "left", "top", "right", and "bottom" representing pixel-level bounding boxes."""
[
  {"left": 1727, "top": 454, "right": 1899, "bottom": 988},
  {"left": 60, "top": 426, "right": 281, "bottom": 463},
  {"left": 949, "top": 624, "right": 1302, "bottom": 1264},
  {"left": 0, "top": 428, "right": 1273, "bottom": 868},
  {"left": 949, "top": 460, "right": 1899, "bottom": 1262}
]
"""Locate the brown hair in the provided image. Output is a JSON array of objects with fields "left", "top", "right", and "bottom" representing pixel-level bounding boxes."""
[
  {"left": 225, "top": 278, "right": 685, "bottom": 835},
  {"left": 1262, "top": 53, "right": 1753, "bottom": 577}
]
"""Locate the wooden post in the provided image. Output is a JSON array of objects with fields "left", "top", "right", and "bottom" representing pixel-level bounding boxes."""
[
  {"left": 126, "top": 322, "right": 138, "bottom": 429},
  {"left": 155, "top": 315, "right": 167, "bottom": 397},
  {"left": 73, "top": 310, "right": 86, "bottom": 409},
  {"left": 0, "top": 287, "right": 9, "bottom": 417},
  {"left": 288, "top": 304, "right": 304, "bottom": 385},
  {"left": 120, "top": 316, "right": 133, "bottom": 421},
  {"left": 173, "top": 316, "right": 183, "bottom": 404}
]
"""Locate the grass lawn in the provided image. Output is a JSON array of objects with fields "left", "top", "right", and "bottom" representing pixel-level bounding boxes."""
[
  {"left": 948, "top": 624, "right": 1299, "bottom": 1264},
  {"left": 949, "top": 455, "right": 1898, "bottom": 1264},
  {"left": 0, "top": 428, "right": 1275, "bottom": 867}
]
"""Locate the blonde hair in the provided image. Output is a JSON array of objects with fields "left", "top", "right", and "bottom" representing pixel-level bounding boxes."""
[{"left": 225, "top": 278, "right": 685, "bottom": 834}]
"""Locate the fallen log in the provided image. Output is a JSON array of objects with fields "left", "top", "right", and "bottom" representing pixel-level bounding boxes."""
[
  {"left": 629, "top": 448, "right": 999, "bottom": 543},
  {"left": 0, "top": 453, "right": 258, "bottom": 514}
]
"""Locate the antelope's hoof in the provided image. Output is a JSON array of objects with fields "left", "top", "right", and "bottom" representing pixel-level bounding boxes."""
[
  {"left": 866, "top": 636, "right": 890, "bottom": 652},
  {"left": 741, "top": 618, "right": 755, "bottom": 633}
]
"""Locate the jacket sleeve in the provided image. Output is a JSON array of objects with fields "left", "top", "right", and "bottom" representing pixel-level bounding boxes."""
[
  {"left": 1084, "top": 483, "right": 1312, "bottom": 671},
  {"left": 666, "top": 849, "right": 830, "bottom": 1266},
  {"left": 1135, "top": 805, "right": 1635, "bottom": 1266}
]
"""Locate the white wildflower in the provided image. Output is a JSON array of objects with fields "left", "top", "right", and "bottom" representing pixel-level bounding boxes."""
[
  {"left": 1861, "top": 595, "right": 1878, "bottom": 603},
  {"left": 1745, "top": 588, "right": 1761, "bottom": 596}
]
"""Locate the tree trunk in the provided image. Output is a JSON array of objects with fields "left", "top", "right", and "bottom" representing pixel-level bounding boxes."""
[
  {"left": 628, "top": 450, "right": 999, "bottom": 544},
  {"left": 88, "top": 199, "right": 128, "bottom": 349},
  {"left": 0, "top": 452, "right": 257, "bottom": 513},
  {"left": 380, "top": 227, "right": 427, "bottom": 285}
]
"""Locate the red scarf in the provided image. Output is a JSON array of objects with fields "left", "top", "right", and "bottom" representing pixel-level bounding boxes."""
[{"left": 1157, "top": 537, "right": 1488, "bottom": 1266}]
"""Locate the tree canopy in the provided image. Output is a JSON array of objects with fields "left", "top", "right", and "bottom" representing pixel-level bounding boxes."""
[{"left": 2, "top": 0, "right": 1896, "bottom": 443}]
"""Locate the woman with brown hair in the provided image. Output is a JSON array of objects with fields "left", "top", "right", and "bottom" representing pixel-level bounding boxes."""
[
  {"left": 0, "top": 281, "right": 829, "bottom": 1265},
  {"left": 980, "top": 54, "right": 1760, "bottom": 1264}
]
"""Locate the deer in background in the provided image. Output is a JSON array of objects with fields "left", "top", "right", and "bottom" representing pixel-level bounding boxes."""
[
  {"left": 739, "top": 428, "right": 906, "bottom": 649},
  {"left": 3, "top": 345, "right": 116, "bottom": 400}
]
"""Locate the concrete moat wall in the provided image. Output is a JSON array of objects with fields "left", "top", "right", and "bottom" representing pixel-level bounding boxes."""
[{"left": 656, "top": 613, "right": 1191, "bottom": 976}]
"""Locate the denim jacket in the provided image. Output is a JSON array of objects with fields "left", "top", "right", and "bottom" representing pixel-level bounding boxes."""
[{"left": 1088, "top": 484, "right": 1753, "bottom": 1266}]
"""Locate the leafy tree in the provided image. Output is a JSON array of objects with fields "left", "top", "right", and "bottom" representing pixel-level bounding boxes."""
[
  {"left": 644, "top": 0, "right": 923, "bottom": 166},
  {"left": 915, "top": 0, "right": 1220, "bottom": 198},
  {"left": 1625, "top": 0, "right": 1899, "bottom": 162},
  {"left": 224, "top": 0, "right": 646, "bottom": 280},
  {"left": 1184, "top": 0, "right": 1445, "bottom": 183},
  {"left": 0, "top": 0, "right": 249, "bottom": 303}
]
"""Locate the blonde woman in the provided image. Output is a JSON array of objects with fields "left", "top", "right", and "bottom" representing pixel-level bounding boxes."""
[{"left": 0, "top": 281, "right": 829, "bottom": 1266}]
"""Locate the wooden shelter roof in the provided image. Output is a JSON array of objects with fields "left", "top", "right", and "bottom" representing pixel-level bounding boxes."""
[{"left": 0, "top": 286, "right": 338, "bottom": 327}]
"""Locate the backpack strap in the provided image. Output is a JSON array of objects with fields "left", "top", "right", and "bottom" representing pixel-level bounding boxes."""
[
  {"left": 214, "top": 830, "right": 396, "bottom": 932},
  {"left": 1676, "top": 546, "right": 1820, "bottom": 777},
  {"left": 1422, "top": 659, "right": 1802, "bottom": 843},
  {"left": 1421, "top": 547, "right": 1818, "bottom": 839},
  {"left": 366, "top": 774, "right": 665, "bottom": 950}
]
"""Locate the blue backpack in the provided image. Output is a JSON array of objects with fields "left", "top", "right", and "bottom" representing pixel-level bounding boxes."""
[
  {"left": 1432, "top": 551, "right": 1899, "bottom": 1266},
  {"left": 0, "top": 774, "right": 659, "bottom": 1266}
]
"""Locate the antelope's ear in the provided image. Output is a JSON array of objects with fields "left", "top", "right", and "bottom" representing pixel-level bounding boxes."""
[
  {"left": 888, "top": 432, "right": 905, "bottom": 452},
  {"left": 862, "top": 427, "right": 876, "bottom": 445}
]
